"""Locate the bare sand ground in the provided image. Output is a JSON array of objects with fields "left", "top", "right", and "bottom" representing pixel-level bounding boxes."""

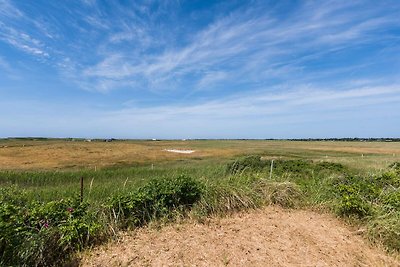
[{"left": 81, "top": 206, "right": 399, "bottom": 267}]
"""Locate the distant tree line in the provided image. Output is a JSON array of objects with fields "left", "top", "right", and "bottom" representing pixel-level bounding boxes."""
[{"left": 2, "top": 137, "right": 400, "bottom": 142}]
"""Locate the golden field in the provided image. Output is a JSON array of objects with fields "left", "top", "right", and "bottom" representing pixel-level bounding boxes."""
[{"left": 0, "top": 139, "right": 399, "bottom": 171}]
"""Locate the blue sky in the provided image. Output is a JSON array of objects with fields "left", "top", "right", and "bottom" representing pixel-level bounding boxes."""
[{"left": 0, "top": 0, "right": 399, "bottom": 139}]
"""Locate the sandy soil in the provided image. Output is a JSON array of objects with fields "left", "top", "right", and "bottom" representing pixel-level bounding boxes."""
[
  {"left": 164, "top": 149, "right": 196, "bottom": 154},
  {"left": 81, "top": 206, "right": 399, "bottom": 267}
]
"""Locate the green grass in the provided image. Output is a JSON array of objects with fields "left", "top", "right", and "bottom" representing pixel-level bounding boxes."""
[
  {"left": 1, "top": 150, "right": 399, "bottom": 266},
  {"left": 0, "top": 159, "right": 226, "bottom": 204}
]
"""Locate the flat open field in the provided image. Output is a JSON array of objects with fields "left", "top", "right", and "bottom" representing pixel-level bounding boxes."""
[
  {"left": 1, "top": 139, "right": 399, "bottom": 266},
  {"left": 1, "top": 139, "right": 399, "bottom": 171}
]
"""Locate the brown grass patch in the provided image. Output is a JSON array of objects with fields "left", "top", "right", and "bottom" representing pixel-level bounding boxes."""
[{"left": 1, "top": 139, "right": 399, "bottom": 170}]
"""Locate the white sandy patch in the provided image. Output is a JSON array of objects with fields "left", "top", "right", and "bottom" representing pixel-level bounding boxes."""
[{"left": 164, "top": 149, "right": 195, "bottom": 154}]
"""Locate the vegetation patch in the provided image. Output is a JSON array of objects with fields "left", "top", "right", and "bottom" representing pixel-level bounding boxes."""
[
  {"left": 1, "top": 151, "right": 400, "bottom": 265},
  {"left": 267, "top": 181, "right": 303, "bottom": 208},
  {"left": 367, "top": 212, "right": 400, "bottom": 252},
  {"left": 226, "top": 155, "right": 267, "bottom": 174},
  {"left": 108, "top": 175, "right": 203, "bottom": 228},
  {"left": 0, "top": 187, "right": 103, "bottom": 266}
]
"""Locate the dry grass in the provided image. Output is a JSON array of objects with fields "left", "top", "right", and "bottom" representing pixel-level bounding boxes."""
[{"left": 0, "top": 139, "right": 399, "bottom": 171}]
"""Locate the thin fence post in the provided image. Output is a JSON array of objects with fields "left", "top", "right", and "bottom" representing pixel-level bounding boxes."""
[
  {"left": 269, "top": 159, "right": 274, "bottom": 179},
  {"left": 89, "top": 177, "right": 94, "bottom": 195},
  {"left": 80, "top": 176, "right": 84, "bottom": 203}
]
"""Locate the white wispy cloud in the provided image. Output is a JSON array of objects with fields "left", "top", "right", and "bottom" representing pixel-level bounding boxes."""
[
  {"left": 0, "top": 0, "right": 23, "bottom": 18},
  {"left": 109, "top": 83, "right": 400, "bottom": 121},
  {"left": 1, "top": 0, "right": 399, "bottom": 98},
  {"left": 0, "top": 0, "right": 53, "bottom": 59},
  {"left": 70, "top": 0, "right": 399, "bottom": 92},
  {"left": 0, "top": 22, "right": 49, "bottom": 57}
]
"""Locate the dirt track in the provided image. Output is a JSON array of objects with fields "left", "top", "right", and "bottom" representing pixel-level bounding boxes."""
[{"left": 82, "top": 206, "right": 399, "bottom": 267}]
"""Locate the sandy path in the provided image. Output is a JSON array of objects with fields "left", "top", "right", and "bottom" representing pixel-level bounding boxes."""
[{"left": 81, "top": 206, "right": 399, "bottom": 267}]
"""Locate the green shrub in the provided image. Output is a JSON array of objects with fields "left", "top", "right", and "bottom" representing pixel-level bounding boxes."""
[
  {"left": 108, "top": 175, "right": 203, "bottom": 227},
  {"left": 315, "top": 162, "right": 346, "bottom": 173},
  {"left": 0, "top": 187, "right": 102, "bottom": 266},
  {"left": 334, "top": 177, "right": 374, "bottom": 218},
  {"left": 337, "top": 190, "right": 372, "bottom": 217},
  {"left": 226, "top": 155, "right": 267, "bottom": 174},
  {"left": 272, "top": 160, "right": 313, "bottom": 174}
]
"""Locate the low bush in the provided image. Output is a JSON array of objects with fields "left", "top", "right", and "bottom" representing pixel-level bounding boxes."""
[
  {"left": 226, "top": 155, "right": 267, "bottom": 174},
  {"left": 108, "top": 175, "right": 203, "bottom": 227},
  {"left": 315, "top": 161, "right": 347, "bottom": 173},
  {"left": 332, "top": 170, "right": 400, "bottom": 218},
  {"left": 272, "top": 159, "right": 313, "bottom": 174},
  {"left": 0, "top": 187, "right": 102, "bottom": 266},
  {"left": 333, "top": 176, "right": 376, "bottom": 217}
]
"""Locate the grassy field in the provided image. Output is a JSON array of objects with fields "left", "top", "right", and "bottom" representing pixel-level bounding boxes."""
[
  {"left": 0, "top": 139, "right": 399, "bottom": 266},
  {"left": 1, "top": 139, "right": 399, "bottom": 202},
  {"left": 1, "top": 139, "right": 399, "bottom": 170}
]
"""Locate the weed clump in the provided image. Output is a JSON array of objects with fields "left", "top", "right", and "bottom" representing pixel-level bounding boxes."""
[
  {"left": 267, "top": 182, "right": 302, "bottom": 208},
  {"left": 368, "top": 212, "right": 400, "bottom": 252},
  {"left": 381, "top": 189, "right": 400, "bottom": 211},
  {"left": 194, "top": 177, "right": 260, "bottom": 216},
  {"left": 388, "top": 162, "right": 400, "bottom": 174}
]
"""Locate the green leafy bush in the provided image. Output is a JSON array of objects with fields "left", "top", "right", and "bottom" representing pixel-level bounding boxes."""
[
  {"left": 272, "top": 160, "right": 313, "bottom": 174},
  {"left": 315, "top": 161, "right": 347, "bottom": 173},
  {"left": 226, "top": 155, "right": 267, "bottom": 174},
  {"left": 333, "top": 176, "right": 375, "bottom": 217},
  {"left": 108, "top": 175, "right": 203, "bottom": 227},
  {"left": 337, "top": 189, "right": 372, "bottom": 217},
  {"left": 0, "top": 187, "right": 102, "bottom": 266}
]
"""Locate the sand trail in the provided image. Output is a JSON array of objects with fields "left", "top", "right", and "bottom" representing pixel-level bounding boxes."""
[{"left": 81, "top": 206, "right": 399, "bottom": 267}]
